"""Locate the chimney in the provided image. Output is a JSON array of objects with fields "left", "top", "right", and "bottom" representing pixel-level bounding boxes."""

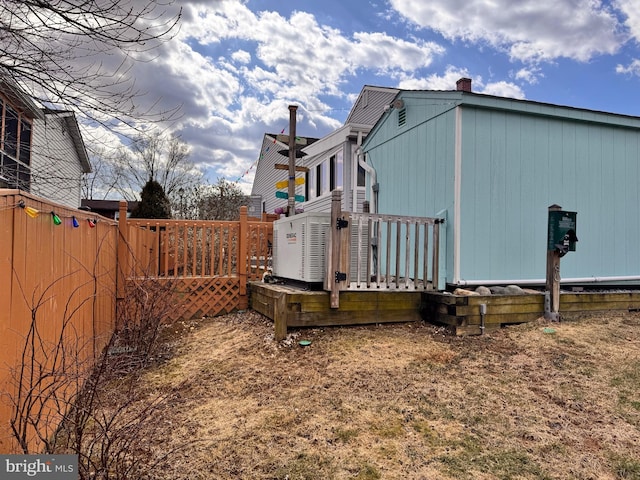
[{"left": 456, "top": 77, "right": 472, "bottom": 92}]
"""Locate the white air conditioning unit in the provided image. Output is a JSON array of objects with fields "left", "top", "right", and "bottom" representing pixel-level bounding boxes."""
[{"left": 272, "top": 212, "right": 331, "bottom": 283}]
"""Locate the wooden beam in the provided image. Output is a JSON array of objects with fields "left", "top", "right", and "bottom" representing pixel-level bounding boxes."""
[
  {"left": 276, "top": 134, "right": 308, "bottom": 145},
  {"left": 274, "top": 164, "right": 309, "bottom": 173}
]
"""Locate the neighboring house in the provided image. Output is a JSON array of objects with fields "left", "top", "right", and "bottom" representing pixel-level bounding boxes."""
[
  {"left": 80, "top": 199, "right": 139, "bottom": 220},
  {"left": 0, "top": 76, "right": 42, "bottom": 192},
  {"left": 251, "top": 86, "right": 399, "bottom": 215},
  {"left": 0, "top": 75, "right": 91, "bottom": 208},
  {"left": 250, "top": 133, "right": 319, "bottom": 216},
  {"left": 31, "top": 109, "right": 91, "bottom": 208},
  {"left": 361, "top": 78, "right": 640, "bottom": 288}
]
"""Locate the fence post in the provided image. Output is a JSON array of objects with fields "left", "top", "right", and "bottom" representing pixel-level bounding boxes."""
[
  {"left": 238, "top": 206, "right": 248, "bottom": 309},
  {"left": 116, "top": 201, "right": 128, "bottom": 301},
  {"left": 328, "top": 190, "right": 344, "bottom": 308}
]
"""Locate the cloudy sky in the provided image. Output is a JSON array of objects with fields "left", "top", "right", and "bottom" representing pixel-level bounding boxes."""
[{"left": 96, "top": 0, "right": 640, "bottom": 193}]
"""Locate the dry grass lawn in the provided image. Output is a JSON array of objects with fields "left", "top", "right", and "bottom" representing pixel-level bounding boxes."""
[{"left": 135, "top": 310, "right": 640, "bottom": 479}]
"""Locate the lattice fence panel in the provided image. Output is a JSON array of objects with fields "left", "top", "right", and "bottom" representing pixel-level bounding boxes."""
[{"left": 163, "top": 277, "right": 241, "bottom": 322}]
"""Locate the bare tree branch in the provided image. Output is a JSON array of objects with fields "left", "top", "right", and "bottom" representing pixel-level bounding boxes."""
[{"left": 1, "top": 0, "right": 182, "bottom": 128}]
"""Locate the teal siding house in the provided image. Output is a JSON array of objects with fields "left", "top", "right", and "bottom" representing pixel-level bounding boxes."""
[{"left": 361, "top": 78, "right": 640, "bottom": 288}]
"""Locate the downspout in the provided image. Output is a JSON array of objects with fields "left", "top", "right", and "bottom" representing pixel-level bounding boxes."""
[
  {"left": 352, "top": 131, "right": 363, "bottom": 212},
  {"left": 356, "top": 145, "right": 377, "bottom": 214}
]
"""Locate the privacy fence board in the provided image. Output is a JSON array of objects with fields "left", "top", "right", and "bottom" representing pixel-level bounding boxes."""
[{"left": 0, "top": 190, "right": 118, "bottom": 452}]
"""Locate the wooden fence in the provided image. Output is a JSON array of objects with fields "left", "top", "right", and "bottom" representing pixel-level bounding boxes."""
[
  {"left": 0, "top": 189, "right": 118, "bottom": 452},
  {"left": 119, "top": 202, "right": 273, "bottom": 321},
  {"left": 0, "top": 191, "right": 273, "bottom": 452}
]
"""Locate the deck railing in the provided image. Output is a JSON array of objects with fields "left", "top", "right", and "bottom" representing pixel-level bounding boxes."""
[{"left": 326, "top": 190, "right": 444, "bottom": 307}]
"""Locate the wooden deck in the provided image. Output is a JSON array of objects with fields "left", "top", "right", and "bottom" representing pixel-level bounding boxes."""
[{"left": 250, "top": 282, "right": 640, "bottom": 339}]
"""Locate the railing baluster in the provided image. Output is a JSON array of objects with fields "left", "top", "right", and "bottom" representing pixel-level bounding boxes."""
[
  {"left": 404, "top": 220, "right": 410, "bottom": 289},
  {"left": 423, "top": 223, "right": 430, "bottom": 289},
  {"left": 432, "top": 220, "right": 440, "bottom": 291},
  {"left": 413, "top": 222, "right": 420, "bottom": 290}
]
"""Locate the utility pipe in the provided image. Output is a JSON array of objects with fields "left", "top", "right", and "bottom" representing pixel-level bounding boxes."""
[{"left": 479, "top": 303, "right": 487, "bottom": 335}]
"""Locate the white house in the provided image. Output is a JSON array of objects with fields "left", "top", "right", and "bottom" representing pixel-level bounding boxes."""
[
  {"left": 0, "top": 74, "right": 91, "bottom": 208},
  {"left": 251, "top": 86, "right": 399, "bottom": 215}
]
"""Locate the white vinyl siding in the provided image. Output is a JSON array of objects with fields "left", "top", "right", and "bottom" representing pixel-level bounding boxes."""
[{"left": 31, "top": 115, "right": 85, "bottom": 208}]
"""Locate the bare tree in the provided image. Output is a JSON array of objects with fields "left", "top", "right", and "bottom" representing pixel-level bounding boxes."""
[
  {"left": 82, "top": 145, "right": 121, "bottom": 200},
  {"left": 0, "top": 0, "right": 181, "bottom": 126},
  {"left": 109, "top": 130, "right": 203, "bottom": 201},
  {"left": 197, "top": 178, "right": 249, "bottom": 221}
]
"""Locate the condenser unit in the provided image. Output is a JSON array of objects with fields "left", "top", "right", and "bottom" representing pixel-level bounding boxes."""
[{"left": 272, "top": 212, "right": 331, "bottom": 283}]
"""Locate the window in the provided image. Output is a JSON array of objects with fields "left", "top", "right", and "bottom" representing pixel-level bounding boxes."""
[
  {"left": 330, "top": 151, "right": 343, "bottom": 191},
  {"left": 306, "top": 168, "right": 316, "bottom": 199},
  {"left": 357, "top": 158, "right": 366, "bottom": 187},
  {"left": 0, "top": 97, "right": 32, "bottom": 190},
  {"left": 19, "top": 119, "right": 31, "bottom": 164},
  {"left": 316, "top": 161, "right": 329, "bottom": 196}
]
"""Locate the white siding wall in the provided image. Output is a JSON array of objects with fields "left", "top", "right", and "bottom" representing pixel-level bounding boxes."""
[
  {"left": 250, "top": 136, "right": 305, "bottom": 215},
  {"left": 31, "top": 115, "right": 84, "bottom": 208}
]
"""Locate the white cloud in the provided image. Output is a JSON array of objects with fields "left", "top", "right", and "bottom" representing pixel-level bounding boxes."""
[
  {"left": 616, "top": 58, "right": 640, "bottom": 76},
  {"left": 398, "top": 66, "right": 472, "bottom": 90},
  {"left": 131, "top": 1, "right": 449, "bottom": 186},
  {"left": 389, "top": 0, "right": 625, "bottom": 63},
  {"left": 481, "top": 81, "right": 526, "bottom": 99},
  {"left": 231, "top": 50, "right": 251, "bottom": 64},
  {"left": 617, "top": 0, "right": 640, "bottom": 41},
  {"left": 514, "top": 67, "right": 542, "bottom": 84}
]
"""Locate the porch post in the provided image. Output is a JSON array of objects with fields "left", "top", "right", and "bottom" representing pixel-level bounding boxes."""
[
  {"left": 328, "top": 190, "right": 344, "bottom": 308},
  {"left": 545, "top": 204, "right": 562, "bottom": 321}
]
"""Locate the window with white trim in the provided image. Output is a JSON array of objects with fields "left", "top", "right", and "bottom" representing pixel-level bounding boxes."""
[{"left": 0, "top": 97, "right": 32, "bottom": 190}]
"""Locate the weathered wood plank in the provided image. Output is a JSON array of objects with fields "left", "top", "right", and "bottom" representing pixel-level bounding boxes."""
[
  {"left": 288, "top": 309, "right": 422, "bottom": 327},
  {"left": 274, "top": 293, "right": 288, "bottom": 341},
  {"left": 449, "top": 302, "right": 545, "bottom": 316}
]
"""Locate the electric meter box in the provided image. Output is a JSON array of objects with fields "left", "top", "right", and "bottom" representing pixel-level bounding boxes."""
[
  {"left": 547, "top": 210, "right": 577, "bottom": 252},
  {"left": 272, "top": 212, "right": 331, "bottom": 283}
]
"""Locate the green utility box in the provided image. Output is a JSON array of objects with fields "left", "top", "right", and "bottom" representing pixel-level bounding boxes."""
[{"left": 547, "top": 210, "right": 577, "bottom": 252}]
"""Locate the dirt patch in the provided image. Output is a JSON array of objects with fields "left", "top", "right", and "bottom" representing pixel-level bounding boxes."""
[{"left": 127, "top": 311, "right": 639, "bottom": 479}]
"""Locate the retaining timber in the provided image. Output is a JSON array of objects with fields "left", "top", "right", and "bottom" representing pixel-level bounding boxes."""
[
  {"left": 250, "top": 282, "right": 640, "bottom": 339},
  {"left": 250, "top": 282, "right": 423, "bottom": 340}
]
